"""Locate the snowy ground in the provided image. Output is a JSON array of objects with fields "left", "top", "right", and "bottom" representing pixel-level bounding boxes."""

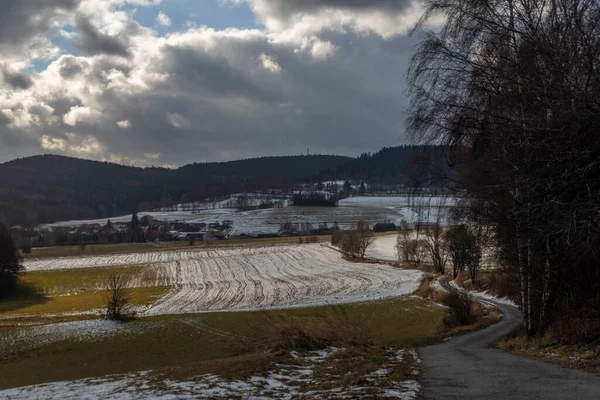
[
  {"left": 24, "top": 244, "right": 423, "bottom": 315},
  {"left": 41, "top": 196, "right": 455, "bottom": 236},
  {"left": 0, "top": 347, "right": 420, "bottom": 399},
  {"left": 365, "top": 234, "right": 399, "bottom": 261}
]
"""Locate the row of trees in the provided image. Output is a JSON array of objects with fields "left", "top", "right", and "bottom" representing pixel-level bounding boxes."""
[
  {"left": 408, "top": 0, "right": 600, "bottom": 337},
  {"left": 397, "top": 223, "right": 486, "bottom": 285}
]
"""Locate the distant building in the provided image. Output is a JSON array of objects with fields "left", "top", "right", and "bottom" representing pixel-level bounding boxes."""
[{"left": 413, "top": 222, "right": 440, "bottom": 230}]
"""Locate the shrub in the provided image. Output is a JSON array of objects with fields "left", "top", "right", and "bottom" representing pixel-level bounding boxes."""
[
  {"left": 552, "top": 304, "right": 600, "bottom": 345},
  {"left": 104, "top": 272, "right": 134, "bottom": 321},
  {"left": 373, "top": 222, "right": 396, "bottom": 232},
  {"left": 442, "top": 291, "right": 476, "bottom": 328},
  {"left": 261, "top": 306, "right": 372, "bottom": 352}
]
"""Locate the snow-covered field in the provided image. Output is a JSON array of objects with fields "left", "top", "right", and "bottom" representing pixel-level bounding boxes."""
[
  {"left": 24, "top": 244, "right": 423, "bottom": 315},
  {"left": 366, "top": 234, "right": 399, "bottom": 261},
  {"left": 42, "top": 196, "right": 455, "bottom": 236},
  {"left": 0, "top": 347, "right": 420, "bottom": 399}
]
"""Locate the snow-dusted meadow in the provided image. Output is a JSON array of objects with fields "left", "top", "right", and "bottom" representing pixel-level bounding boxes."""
[
  {"left": 0, "top": 347, "right": 420, "bottom": 399},
  {"left": 24, "top": 244, "right": 423, "bottom": 315},
  {"left": 366, "top": 234, "right": 400, "bottom": 261},
  {"left": 41, "top": 195, "right": 456, "bottom": 236}
]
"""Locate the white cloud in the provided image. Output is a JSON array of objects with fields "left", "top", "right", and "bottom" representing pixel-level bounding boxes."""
[
  {"left": 117, "top": 120, "right": 131, "bottom": 128},
  {"left": 144, "top": 152, "right": 160, "bottom": 160},
  {"left": 156, "top": 12, "right": 171, "bottom": 26},
  {"left": 40, "top": 133, "right": 105, "bottom": 157},
  {"left": 167, "top": 112, "right": 191, "bottom": 129},
  {"left": 41, "top": 135, "right": 67, "bottom": 151},
  {"left": 63, "top": 106, "right": 102, "bottom": 127},
  {"left": 258, "top": 53, "right": 282, "bottom": 73}
]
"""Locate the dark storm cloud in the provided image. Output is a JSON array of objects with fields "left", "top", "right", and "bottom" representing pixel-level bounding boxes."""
[
  {"left": 0, "top": 0, "right": 78, "bottom": 47},
  {"left": 251, "top": 0, "right": 415, "bottom": 25},
  {"left": 0, "top": 0, "right": 420, "bottom": 165},
  {"left": 0, "top": 112, "right": 10, "bottom": 127},
  {"left": 58, "top": 56, "right": 84, "bottom": 79},
  {"left": 1, "top": 68, "right": 33, "bottom": 89},
  {"left": 262, "top": 0, "right": 412, "bottom": 14},
  {"left": 75, "top": 17, "right": 129, "bottom": 56},
  {"left": 157, "top": 45, "right": 278, "bottom": 102}
]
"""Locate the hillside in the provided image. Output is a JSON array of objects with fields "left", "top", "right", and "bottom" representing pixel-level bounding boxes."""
[
  {"left": 0, "top": 154, "right": 350, "bottom": 227},
  {"left": 0, "top": 147, "right": 449, "bottom": 227},
  {"left": 319, "top": 146, "right": 451, "bottom": 186}
]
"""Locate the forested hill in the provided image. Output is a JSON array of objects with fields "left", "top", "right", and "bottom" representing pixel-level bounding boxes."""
[
  {"left": 318, "top": 146, "right": 451, "bottom": 185},
  {"left": 0, "top": 154, "right": 350, "bottom": 227},
  {"left": 0, "top": 146, "right": 448, "bottom": 227}
]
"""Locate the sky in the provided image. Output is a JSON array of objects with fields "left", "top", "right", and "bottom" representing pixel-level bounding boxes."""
[{"left": 0, "top": 0, "right": 438, "bottom": 167}]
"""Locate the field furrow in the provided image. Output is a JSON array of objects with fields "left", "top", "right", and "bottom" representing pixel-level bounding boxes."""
[{"left": 24, "top": 244, "right": 423, "bottom": 316}]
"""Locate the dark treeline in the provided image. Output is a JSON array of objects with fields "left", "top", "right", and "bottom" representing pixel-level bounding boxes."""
[
  {"left": 409, "top": 0, "right": 600, "bottom": 340},
  {"left": 0, "top": 154, "right": 349, "bottom": 227},
  {"left": 0, "top": 146, "right": 446, "bottom": 228},
  {"left": 316, "top": 145, "right": 452, "bottom": 186}
]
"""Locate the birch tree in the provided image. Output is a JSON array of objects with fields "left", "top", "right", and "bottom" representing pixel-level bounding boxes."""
[{"left": 408, "top": 0, "right": 600, "bottom": 336}]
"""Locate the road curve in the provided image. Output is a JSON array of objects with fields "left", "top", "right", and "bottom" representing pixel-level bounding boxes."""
[{"left": 419, "top": 276, "right": 600, "bottom": 399}]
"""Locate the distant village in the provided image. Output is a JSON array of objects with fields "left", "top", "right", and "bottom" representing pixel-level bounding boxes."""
[{"left": 8, "top": 182, "right": 434, "bottom": 251}]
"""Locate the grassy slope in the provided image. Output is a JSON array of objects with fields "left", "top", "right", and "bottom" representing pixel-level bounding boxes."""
[
  {"left": 0, "top": 265, "right": 169, "bottom": 320},
  {"left": 0, "top": 297, "right": 445, "bottom": 390}
]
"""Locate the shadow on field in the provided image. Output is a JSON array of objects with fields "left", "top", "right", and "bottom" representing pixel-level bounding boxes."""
[{"left": 0, "top": 281, "right": 49, "bottom": 314}]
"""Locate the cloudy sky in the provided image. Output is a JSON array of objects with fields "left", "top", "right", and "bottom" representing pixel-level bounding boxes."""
[{"left": 0, "top": 0, "right": 434, "bottom": 167}]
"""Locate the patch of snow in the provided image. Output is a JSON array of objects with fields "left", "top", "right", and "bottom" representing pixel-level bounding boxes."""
[
  {"left": 449, "top": 280, "right": 517, "bottom": 307},
  {"left": 0, "top": 347, "right": 421, "bottom": 399},
  {"left": 469, "top": 290, "right": 518, "bottom": 307},
  {"left": 365, "top": 234, "right": 399, "bottom": 261},
  {"left": 0, "top": 320, "right": 144, "bottom": 353}
]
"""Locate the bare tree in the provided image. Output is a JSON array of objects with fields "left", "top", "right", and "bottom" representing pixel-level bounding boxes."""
[
  {"left": 396, "top": 220, "right": 427, "bottom": 264},
  {"left": 104, "top": 272, "right": 131, "bottom": 321},
  {"left": 355, "top": 220, "right": 375, "bottom": 259},
  {"left": 422, "top": 199, "right": 449, "bottom": 274},
  {"left": 396, "top": 220, "right": 413, "bottom": 262}
]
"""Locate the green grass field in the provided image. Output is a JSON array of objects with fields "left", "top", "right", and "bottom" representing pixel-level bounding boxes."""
[
  {"left": 0, "top": 265, "right": 169, "bottom": 320},
  {"left": 0, "top": 296, "right": 446, "bottom": 390}
]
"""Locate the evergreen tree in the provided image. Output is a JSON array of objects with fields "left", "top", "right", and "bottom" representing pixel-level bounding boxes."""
[
  {"left": 0, "top": 224, "right": 24, "bottom": 299},
  {"left": 131, "top": 212, "right": 139, "bottom": 230},
  {"left": 343, "top": 180, "right": 352, "bottom": 193},
  {"left": 359, "top": 182, "right": 366, "bottom": 194}
]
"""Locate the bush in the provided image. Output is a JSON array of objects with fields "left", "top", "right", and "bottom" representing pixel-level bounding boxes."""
[
  {"left": 552, "top": 305, "right": 600, "bottom": 345},
  {"left": 261, "top": 306, "right": 372, "bottom": 352},
  {"left": 103, "top": 272, "right": 134, "bottom": 321},
  {"left": 331, "top": 230, "right": 345, "bottom": 247},
  {"left": 442, "top": 291, "right": 476, "bottom": 328},
  {"left": 488, "top": 272, "right": 520, "bottom": 303},
  {"left": 20, "top": 243, "right": 32, "bottom": 255},
  {"left": 373, "top": 222, "right": 396, "bottom": 232}
]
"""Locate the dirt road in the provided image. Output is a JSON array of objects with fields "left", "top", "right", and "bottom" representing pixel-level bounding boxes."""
[{"left": 419, "top": 277, "right": 600, "bottom": 399}]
